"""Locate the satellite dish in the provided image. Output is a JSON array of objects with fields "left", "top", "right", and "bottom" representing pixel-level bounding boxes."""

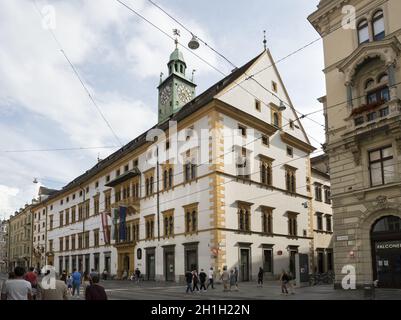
[{"left": 188, "top": 35, "right": 200, "bottom": 50}]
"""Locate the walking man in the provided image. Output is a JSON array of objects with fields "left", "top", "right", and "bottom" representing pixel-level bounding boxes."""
[
  {"left": 24, "top": 267, "right": 38, "bottom": 299},
  {"left": 199, "top": 269, "right": 207, "bottom": 291},
  {"left": 185, "top": 271, "right": 193, "bottom": 293},
  {"left": 207, "top": 267, "right": 214, "bottom": 289},
  {"left": 1, "top": 266, "right": 32, "bottom": 300},
  {"left": 71, "top": 268, "right": 82, "bottom": 298},
  {"left": 233, "top": 267, "right": 239, "bottom": 291},
  {"left": 192, "top": 270, "right": 200, "bottom": 292},
  {"left": 135, "top": 268, "right": 141, "bottom": 284},
  {"left": 220, "top": 266, "right": 230, "bottom": 292},
  {"left": 279, "top": 270, "right": 289, "bottom": 295},
  {"left": 257, "top": 267, "right": 264, "bottom": 288}
]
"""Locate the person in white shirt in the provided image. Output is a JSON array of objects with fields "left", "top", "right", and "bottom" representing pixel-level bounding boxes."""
[
  {"left": 1, "top": 266, "right": 32, "bottom": 300},
  {"left": 207, "top": 267, "right": 215, "bottom": 289}
]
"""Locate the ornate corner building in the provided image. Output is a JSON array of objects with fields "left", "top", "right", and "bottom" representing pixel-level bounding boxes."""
[{"left": 309, "top": 0, "right": 401, "bottom": 288}]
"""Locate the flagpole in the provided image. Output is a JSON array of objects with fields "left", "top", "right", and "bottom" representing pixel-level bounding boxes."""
[{"left": 157, "top": 145, "right": 160, "bottom": 241}]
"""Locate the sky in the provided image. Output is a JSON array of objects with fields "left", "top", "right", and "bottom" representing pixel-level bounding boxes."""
[{"left": 0, "top": 0, "right": 325, "bottom": 220}]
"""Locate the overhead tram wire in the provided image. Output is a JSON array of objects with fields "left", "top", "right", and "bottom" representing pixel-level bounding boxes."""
[
  {"left": 115, "top": 0, "right": 323, "bottom": 149},
  {"left": 32, "top": 0, "right": 124, "bottom": 148},
  {"left": 144, "top": 0, "right": 325, "bottom": 144},
  {"left": 1, "top": 146, "right": 120, "bottom": 153}
]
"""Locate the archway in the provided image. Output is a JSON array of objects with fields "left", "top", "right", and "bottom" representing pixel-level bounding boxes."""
[{"left": 370, "top": 215, "right": 401, "bottom": 288}]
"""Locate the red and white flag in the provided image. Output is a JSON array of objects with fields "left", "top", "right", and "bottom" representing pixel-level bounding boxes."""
[{"left": 101, "top": 210, "right": 110, "bottom": 244}]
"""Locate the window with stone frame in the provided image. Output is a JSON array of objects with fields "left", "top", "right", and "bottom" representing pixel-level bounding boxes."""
[
  {"left": 71, "top": 235, "right": 76, "bottom": 250},
  {"left": 94, "top": 229, "right": 99, "bottom": 247},
  {"left": 261, "top": 206, "right": 273, "bottom": 234},
  {"left": 49, "top": 240, "right": 53, "bottom": 252},
  {"left": 184, "top": 203, "right": 198, "bottom": 234},
  {"left": 372, "top": 10, "right": 385, "bottom": 41},
  {"left": 93, "top": 196, "right": 99, "bottom": 215},
  {"left": 314, "top": 183, "right": 323, "bottom": 201},
  {"left": 144, "top": 168, "right": 155, "bottom": 197},
  {"left": 84, "top": 231, "right": 90, "bottom": 249},
  {"left": 369, "top": 145, "right": 394, "bottom": 186},
  {"left": 64, "top": 209, "right": 70, "bottom": 225},
  {"left": 270, "top": 103, "right": 282, "bottom": 128},
  {"left": 59, "top": 237, "right": 63, "bottom": 252},
  {"left": 357, "top": 19, "right": 369, "bottom": 44},
  {"left": 84, "top": 200, "right": 90, "bottom": 219},
  {"left": 132, "top": 177, "right": 140, "bottom": 199},
  {"left": 104, "top": 190, "right": 111, "bottom": 212},
  {"left": 237, "top": 201, "right": 252, "bottom": 233},
  {"left": 316, "top": 212, "right": 323, "bottom": 231},
  {"left": 285, "top": 166, "right": 297, "bottom": 193},
  {"left": 78, "top": 233, "right": 83, "bottom": 249},
  {"left": 145, "top": 215, "right": 155, "bottom": 240},
  {"left": 324, "top": 186, "right": 331, "bottom": 204},
  {"left": 260, "top": 155, "right": 273, "bottom": 186},
  {"left": 78, "top": 203, "right": 84, "bottom": 221},
  {"left": 236, "top": 147, "right": 251, "bottom": 179},
  {"left": 162, "top": 163, "right": 174, "bottom": 190},
  {"left": 65, "top": 237, "right": 69, "bottom": 251},
  {"left": 326, "top": 215, "right": 332, "bottom": 232},
  {"left": 49, "top": 215, "right": 53, "bottom": 230},
  {"left": 59, "top": 211, "right": 64, "bottom": 227},
  {"left": 132, "top": 219, "right": 140, "bottom": 241},
  {"left": 114, "top": 188, "right": 121, "bottom": 203},
  {"left": 287, "top": 212, "right": 298, "bottom": 237},
  {"left": 163, "top": 209, "right": 174, "bottom": 238}
]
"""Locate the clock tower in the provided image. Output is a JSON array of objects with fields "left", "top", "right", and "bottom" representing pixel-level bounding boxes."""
[{"left": 158, "top": 41, "right": 196, "bottom": 123}]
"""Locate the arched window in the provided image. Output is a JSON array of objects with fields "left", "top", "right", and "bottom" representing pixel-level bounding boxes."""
[
  {"left": 357, "top": 19, "right": 369, "bottom": 44},
  {"left": 365, "top": 79, "right": 375, "bottom": 90},
  {"left": 372, "top": 216, "right": 401, "bottom": 233},
  {"left": 174, "top": 63, "right": 178, "bottom": 72},
  {"left": 180, "top": 65, "right": 184, "bottom": 73},
  {"left": 373, "top": 10, "right": 385, "bottom": 41},
  {"left": 378, "top": 73, "right": 388, "bottom": 84}
]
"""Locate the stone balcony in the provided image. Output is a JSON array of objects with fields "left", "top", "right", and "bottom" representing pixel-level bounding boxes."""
[{"left": 345, "top": 97, "right": 401, "bottom": 138}]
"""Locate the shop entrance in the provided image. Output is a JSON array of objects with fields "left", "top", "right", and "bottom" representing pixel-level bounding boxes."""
[{"left": 371, "top": 216, "right": 401, "bottom": 288}]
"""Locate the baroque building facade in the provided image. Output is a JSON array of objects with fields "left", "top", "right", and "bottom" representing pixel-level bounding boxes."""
[
  {"left": 309, "top": 0, "right": 401, "bottom": 288},
  {"left": 26, "top": 45, "right": 331, "bottom": 282}
]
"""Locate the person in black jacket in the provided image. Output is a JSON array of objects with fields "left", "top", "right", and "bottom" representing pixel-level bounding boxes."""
[
  {"left": 199, "top": 269, "right": 207, "bottom": 291},
  {"left": 192, "top": 270, "right": 200, "bottom": 292},
  {"left": 185, "top": 271, "right": 193, "bottom": 293},
  {"left": 257, "top": 267, "right": 264, "bottom": 287}
]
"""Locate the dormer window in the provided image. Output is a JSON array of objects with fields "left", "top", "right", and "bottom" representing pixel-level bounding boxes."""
[
  {"left": 357, "top": 19, "right": 369, "bottom": 44},
  {"left": 373, "top": 10, "right": 385, "bottom": 41}
]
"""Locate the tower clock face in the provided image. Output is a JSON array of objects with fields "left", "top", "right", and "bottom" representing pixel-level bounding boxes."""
[
  {"left": 177, "top": 84, "right": 192, "bottom": 104},
  {"left": 160, "top": 85, "right": 172, "bottom": 106}
]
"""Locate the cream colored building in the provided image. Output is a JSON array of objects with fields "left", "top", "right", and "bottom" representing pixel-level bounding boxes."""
[
  {"left": 28, "top": 45, "right": 322, "bottom": 282},
  {"left": 309, "top": 0, "right": 401, "bottom": 288},
  {"left": 8, "top": 205, "right": 33, "bottom": 270}
]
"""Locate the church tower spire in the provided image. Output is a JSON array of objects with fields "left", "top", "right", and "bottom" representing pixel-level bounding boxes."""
[{"left": 158, "top": 30, "right": 196, "bottom": 123}]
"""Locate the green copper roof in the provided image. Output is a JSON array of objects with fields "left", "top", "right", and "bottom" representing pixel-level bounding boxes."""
[{"left": 169, "top": 48, "right": 185, "bottom": 63}]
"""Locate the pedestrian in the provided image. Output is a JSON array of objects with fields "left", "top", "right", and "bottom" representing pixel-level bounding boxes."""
[
  {"left": 122, "top": 269, "right": 128, "bottom": 280},
  {"left": 287, "top": 271, "right": 295, "bottom": 295},
  {"left": 102, "top": 269, "right": 108, "bottom": 280},
  {"left": 66, "top": 275, "right": 73, "bottom": 295},
  {"left": 85, "top": 275, "right": 107, "bottom": 300},
  {"left": 257, "top": 267, "right": 264, "bottom": 288},
  {"left": 8, "top": 272, "right": 15, "bottom": 279},
  {"left": 279, "top": 270, "right": 289, "bottom": 295},
  {"left": 233, "top": 267, "right": 239, "bottom": 291},
  {"left": 71, "top": 268, "right": 82, "bottom": 297},
  {"left": 192, "top": 270, "right": 200, "bottom": 292},
  {"left": 229, "top": 269, "right": 237, "bottom": 291},
  {"left": 185, "top": 270, "right": 193, "bottom": 293},
  {"left": 135, "top": 268, "right": 141, "bottom": 284},
  {"left": 220, "top": 266, "right": 230, "bottom": 292},
  {"left": 199, "top": 269, "right": 207, "bottom": 291},
  {"left": 60, "top": 270, "right": 67, "bottom": 284},
  {"left": 38, "top": 270, "right": 68, "bottom": 300},
  {"left": 83, "top": 271, "right": 91, "bottom": 292},
  {"left": 207, "top": 267, "right": 214, "bottom": 289},
  {"left": 24, "top": 267, "right": 38, "bottom": 299},
  {"left": 1, "top": 266, "right": 32, "bottom": 300},
  {"left": 89, "top": 269, "right": 98, "bottom": 284}
]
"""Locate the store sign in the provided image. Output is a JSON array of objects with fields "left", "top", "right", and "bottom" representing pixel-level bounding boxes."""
[
  {"left": 337, "top": 235, "right": 349, "bottom": 241},
  {"left": 376, "top": 241, "right": 401, "bottom": 250}
]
